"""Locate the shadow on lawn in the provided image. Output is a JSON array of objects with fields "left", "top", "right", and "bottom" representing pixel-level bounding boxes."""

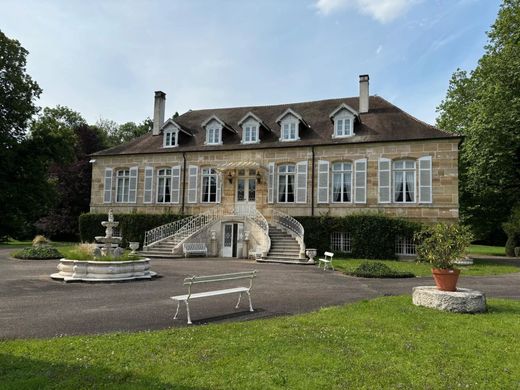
[{"left": 0, "top": 353, "right": 194, "bottom": 389}]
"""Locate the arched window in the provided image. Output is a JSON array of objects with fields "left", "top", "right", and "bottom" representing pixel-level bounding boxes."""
[
  {"left": 332, "top": 162, "right": 352, "bottom": 202},
  {"left": 163, "top": 129, "right": 178, "bottom": 147},
  {"left": 277, "top": 164, "right": 295, "bottom": 203},
  {"left": 393, "top": 160, "right": 415, "bottom": 203},
  {"left": 157, "top": 168, "right": 172, "bottom": 203},
  {"left": 115, "top": 169, "right": 130, "bottom": 203}
]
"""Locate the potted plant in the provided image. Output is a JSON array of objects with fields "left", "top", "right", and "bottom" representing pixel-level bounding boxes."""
[{"left": 414, "top": 223, "right": 473, "bottom": 291}]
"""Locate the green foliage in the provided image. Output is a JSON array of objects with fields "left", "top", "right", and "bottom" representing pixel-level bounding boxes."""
[
  {"left": 60, "top": 245, "right": 140, "bottom": 261},
  {"left": 13, "top": 246, "right": 63, "bottom": 260},
  {"left": 503, "top": 204, "right": 520, "bottom": 256},
  {"left": 32, "top": 235, "right": 50, "bottom": 246},
  {"left": 348, "top": 261, "right": 415, "bottom": 278},
  {"left": 95, "top": 117, "right": 152, "bottom": 146},
  {"left": 296, "top": 213, "right": 422, "bottom": 260},
  {"left": 436, "top": 0, "right": 520, "bottom": 243},
  {"left": 79, "top": 213, "right": 187, "bottom": 247},
  {"left": 415, "top": 223, "right": 473, "bottom": 269},
  {"left": 2, "top": 297, "right": 520, "bottom": 388}
]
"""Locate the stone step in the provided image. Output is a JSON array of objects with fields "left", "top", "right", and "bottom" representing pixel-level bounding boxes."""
[
  {"left": 139, "top": 252, "right": 182, "bottom": 259},
  {"left": 265, "top": 254, "right": 303, "bottom": 260},
  {"left": 257, "top": 258, "right": 314, "bottom": 265}
]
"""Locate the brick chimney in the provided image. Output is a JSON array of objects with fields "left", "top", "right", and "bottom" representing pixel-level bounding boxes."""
[
  {"left": 359, "top": 75, "right": 369, "bottom": 114},
  {"left": 152, "top": 91, "right": 166, "bottom": 136}
]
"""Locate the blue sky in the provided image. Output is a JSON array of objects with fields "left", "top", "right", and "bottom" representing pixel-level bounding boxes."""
[{"left": 0, "top": 0, "right": 501, "bottom": 126}]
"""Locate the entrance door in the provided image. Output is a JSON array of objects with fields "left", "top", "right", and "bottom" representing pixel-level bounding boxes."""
[
  {"left": 222, "top": 223, "right": 241, "bottom": 257},
  {"left": 236, "top": 169, "right": 256, "bottom": 215}
]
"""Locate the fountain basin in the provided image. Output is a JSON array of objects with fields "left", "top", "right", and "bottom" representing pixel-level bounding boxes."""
[
  {"left": 94, "top": 236, "right": 122, "bottom": 244},
  {"left": 51, "top": 258, "right": 156, "bottom": 282}
]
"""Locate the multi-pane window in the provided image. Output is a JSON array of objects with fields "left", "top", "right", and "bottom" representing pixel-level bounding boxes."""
[
  {"left": 332, "top": 162, "right": 352, "bottom": 202},
  {"left": 237, "top": 169, "right": 256, "bottom": 202},
  {"left": 393, "top": 160, "right": 416, "bottom": 203},
  {"left": 115, "top": 169, "right": 130, "bottom": 203},
  {"left": 395, "top": 236, "right": 417, "bottom": 256},
  {"left": 156, "top": 168, "right": 173, "bottom": 203},
  {"left": 330, "top": 232, "right": 352, "bottom": 253},
  {"left": 163, "top": 130, "right": 177, "bottom": 147},
  {"left": 334, "top": 117, "right": 352, "bottom": 137},
  {"left": 281, "top": 122, "right": 297, "bottom": 141},
  {"left": 201, "top": 168, "right": 218, "bottom": 203},
  {"left": 206, "top": 127, "right": 221, "bottom": 145},
  {"left": 243, "top": 125, "right": 258, "bottom": 143},
  {"left": 278, "top": 164, "right": 295, "bottom": 202}
]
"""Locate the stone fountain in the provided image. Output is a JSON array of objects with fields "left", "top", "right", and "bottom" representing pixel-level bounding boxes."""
[
  {"left": 51, "top": 210, "right": 156, "bottom": 282},
  {"left": 94, "top": 209, "right": 123, "bottom": 258}
]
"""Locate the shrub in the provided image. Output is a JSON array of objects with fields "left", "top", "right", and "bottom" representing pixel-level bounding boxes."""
[
  {"left": 415, "top": 223, "right": 473, "bottom": 269},
  {"left": 79, "top": 213, "right": 187, "bottom": 247},
  {"left": 348, "top": 261, "right": 415, "bottom": 278},
  {"left": 296, "top": 213, "right": 422, "bottom": 260},
  {"left": 14, "top": 246, "right": 63, "bottom": 260},
  {"left": 32, "top": 235, "right": 50, "bottom": 247},
  {"left": 61, "top": 244, "right": 140, "bottom": 261},
  {"left": 503, "top": 205, "right": 520, "bottom": 257}
]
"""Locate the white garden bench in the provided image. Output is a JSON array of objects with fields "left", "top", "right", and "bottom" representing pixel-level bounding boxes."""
[
  {"left": 171, "top": 270, "right": 257, "bottom": 325},
  {"left": 182, "top": 243, "right": 208, "bottom": 257},
  {"left": 318, "top": 251, "right": 335, "bottom": 270}
]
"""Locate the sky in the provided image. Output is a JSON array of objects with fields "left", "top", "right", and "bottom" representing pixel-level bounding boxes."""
[{"left": 0, "top": 0, "right": 502, "bottom": 126}]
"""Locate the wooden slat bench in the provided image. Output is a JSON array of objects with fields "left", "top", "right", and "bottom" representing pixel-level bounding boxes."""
[
  {"left": 183, "top": 243, "right": 208, "bottom": 257},
  {"left": 318, "top": 251, "right": 334, "bottom": 270},
  {"left": 171, "top": 270, "right": 257, "bottom": 325}
]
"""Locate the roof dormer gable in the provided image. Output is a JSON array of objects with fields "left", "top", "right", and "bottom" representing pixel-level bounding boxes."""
[
  {"left": 201, "top": 115, "right": 236, "bottom": 145},
  {"left": 329, "top": 104, "right": 358, "bottom": 138},
  {"left": 161, "top": 119, "right": 192, "bottom": 148}
]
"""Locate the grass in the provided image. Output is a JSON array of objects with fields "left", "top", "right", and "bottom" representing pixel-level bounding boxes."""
[
  {"left": 333, "top": 258, "right": 519, "bottom": 277},
  {"left": 0, "top": 296, "right": 519, "bottom": 389},
  {"left": 468, "top": 244, "right": 506, "bottom": 257}
]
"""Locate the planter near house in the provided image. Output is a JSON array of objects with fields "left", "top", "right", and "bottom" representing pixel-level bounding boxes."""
[{"left": 414, "top": 223, "right": 473, "bottom": 292}]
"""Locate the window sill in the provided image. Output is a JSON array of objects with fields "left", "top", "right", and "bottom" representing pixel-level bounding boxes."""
[
  {"left": 332, "top": 134, "right": 355, "bottom": 139},
  {"left": 162, "top": 145, "right": 178, "bottom": 148},
  {"left": 278, "top": 138, "right": 300, "bottom": 142}
]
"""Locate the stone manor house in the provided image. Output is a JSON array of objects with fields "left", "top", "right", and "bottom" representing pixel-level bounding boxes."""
[{"left": 90, "top": 75, "right": 460, "bottom": 261}]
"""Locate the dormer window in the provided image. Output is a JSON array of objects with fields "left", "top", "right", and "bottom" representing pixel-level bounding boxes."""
[
  {"left": 276, "top": 109, "right": 306, "bottom": 142},
  {"left": 243, "top": 123, "right": 258, "bottom": 144},
  {"left": 163, "top": 129, "right": 178, "bottom": 148},
  {"left": 329, "top": 103, "right": 358, "bottom": 139},
  {"left": 206, "top": 125, "right": 221, "bottom": 145}
]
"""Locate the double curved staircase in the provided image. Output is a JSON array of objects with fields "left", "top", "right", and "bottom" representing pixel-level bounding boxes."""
[{"left": 140, "top": 207, "right": 305, "bottom": 262}]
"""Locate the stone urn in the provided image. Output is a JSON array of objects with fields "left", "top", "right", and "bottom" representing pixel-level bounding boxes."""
[
  {"left": 305, "top": 248, "right": 317, "bottom": 264},
  {"left": 129, "top": 242, "right": 140, "bottom": 254}
]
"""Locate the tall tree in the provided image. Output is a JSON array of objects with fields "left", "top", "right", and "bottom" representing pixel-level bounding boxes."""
[
  {"left": 95, "top": 117, "right": 152, "bottom": 146},
  {"left": 436, "top": 0, "right": 520, "bottom": 243},
  {"left": 0, "top": 30, "right": 43, "bottom": 240}
]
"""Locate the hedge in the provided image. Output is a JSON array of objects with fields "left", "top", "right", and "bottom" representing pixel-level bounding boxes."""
[
  {"left": 296, "top": 213, "right": 422, "bottom": 260},
  {"left": 347, "top": 261, "right": 415, "bottom": 278},
  {"left": 79, "top": 213, "right": 187, "bottom": 247}
]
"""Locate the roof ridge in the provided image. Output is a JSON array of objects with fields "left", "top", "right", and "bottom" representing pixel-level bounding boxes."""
[{"left": 178, "top": 96, "right": 361, "bottom": 116}]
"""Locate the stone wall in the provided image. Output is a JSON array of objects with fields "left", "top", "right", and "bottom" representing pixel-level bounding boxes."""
[{"left": 90, "top": 138, "right": 459, "bottom": 223}]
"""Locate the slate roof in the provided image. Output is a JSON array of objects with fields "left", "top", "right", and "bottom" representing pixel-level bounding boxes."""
[{"left": 93, "top": 96, "right": 460, "bottom": 156}]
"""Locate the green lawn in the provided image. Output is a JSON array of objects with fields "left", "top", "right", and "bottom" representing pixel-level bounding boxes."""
[
  {"left": 333, "top": 258, "right": 519, "bottom": 277},
  {"left": 0, "top": 296, "right": 519, "bottom": 389},
  {"left": 468, "top": 244, "right": 506, "bottom": 257}
]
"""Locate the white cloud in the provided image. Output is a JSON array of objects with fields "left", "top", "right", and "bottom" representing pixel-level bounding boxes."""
[{"left": 315, "top": 0, "right": 417, "bottom": 23}]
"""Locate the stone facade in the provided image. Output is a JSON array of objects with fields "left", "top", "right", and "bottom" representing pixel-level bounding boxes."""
[{"left": 90, "top": 138, "right": 459, "bottom": 223}]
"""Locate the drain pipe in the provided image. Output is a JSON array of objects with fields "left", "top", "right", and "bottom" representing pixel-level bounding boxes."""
[
  {"left": 181, "top": 152, "right": 187, "bottom": 215},
  {"left": 311, "top": 146, "right": 315, "bottom": 217}
]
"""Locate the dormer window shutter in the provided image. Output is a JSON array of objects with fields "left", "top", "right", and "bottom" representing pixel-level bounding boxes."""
[
  {"left": 354, "top": 158, "right": 367, "bottom": 203},
  {"left": 267, "top": 162, "right": 275, "bottom": 204},
  {"left": 378, "top": 158, "right": 391, "bottom": 203},
  {"left": 317, "top": 160, "right": 330, "bottom": 203},
  {"left": 418, "top": 156, "right": 432, "bottom": 204},
  {"left": 103, "top": 168, "right": 113, "bottom": 203},
  {"left": 296, "top": 161, "right": 308, "bottom": 203},
  {"left": 187, "top": 165, "right": 198, "bottom": 203},
  {"left": 144, "top": 166, "right": 154, "bottom": 204}
]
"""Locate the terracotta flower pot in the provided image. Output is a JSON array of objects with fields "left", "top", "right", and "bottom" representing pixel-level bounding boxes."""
[{"left": 431, "top": 268, "right": 460, "bottom": 292}]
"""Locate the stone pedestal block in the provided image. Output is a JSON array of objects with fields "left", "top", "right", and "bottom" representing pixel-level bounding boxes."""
[{"left": 412, "top": 286, "right": 486, "bottom": 313}]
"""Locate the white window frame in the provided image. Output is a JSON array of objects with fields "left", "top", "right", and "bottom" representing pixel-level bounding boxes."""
[
  {"left": 393, "top": 159, "right": 416, "bottom": 204},
  {"left": 103, "top": 168, "right": 113, "bottom": 204},
  {"left": 115, "top": 169, "right": 131, "bottom": 203},
  {"left": 418, "top": 156, "right": 433, "bottom": 204},
  {"left": 143, "top": 166, "right": 154, "bottom": 204},
  {"left": 277, "top": 164, "right": 296, "bottom": 203},
  {"left": 241, "top": 119, "right": 259, "bottom": 144},
  {"left": 279, "top": 117, "right": 300, "bottom": 142},
  {"left": 205, "top": 122, "right": 222, "bottom": 145},
  {"left": 317, "top": 160, "right": 330, "bottom": 204},
  {"left": 163, "top": 129, "right": 178, "bottom": 148},
  {"left": 201, "top": 168, "right": 219, "bottom": 203},
  {"left": 330, "top": 232, "right": 352, "bottom": 253},
  {"left": 331, "top": 161, "right": 353, "bottom": 203},
  {"left": 332, "top": 111, "right": 355, "bottom": 138},
  {"left": 354, "top": 158, "right": 367, "bottom": 204}
]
